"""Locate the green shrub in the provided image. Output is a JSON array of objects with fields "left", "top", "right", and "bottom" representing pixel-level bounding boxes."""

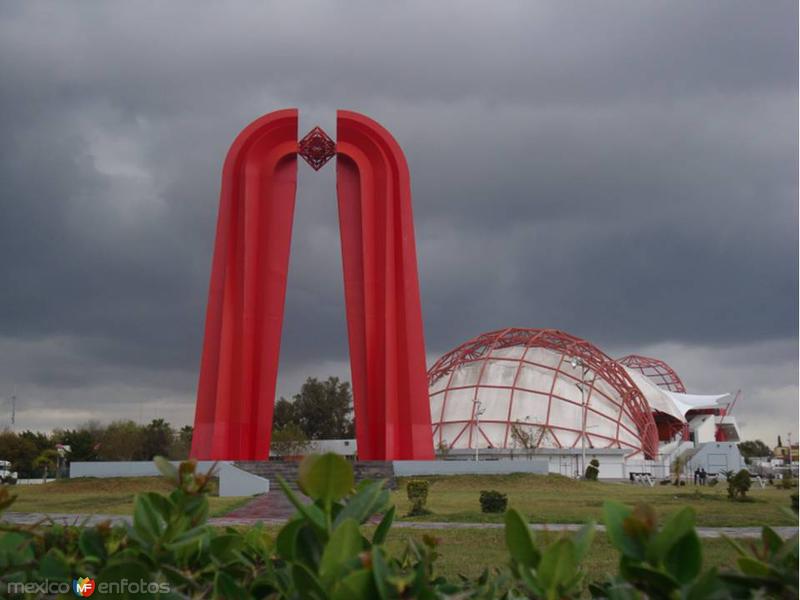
[
  {"left": 780, "top": 476, "right": 796, "bottom": 490},
  {"left": 791, "top": 493, "right": 798, "bottom": 513},
  {"left": 405, "top": 478, "right": 430, "bottom": 516},
  {"left": 727, "top": 469, "right": 752, "bottom": 500},
  {"left": 479, "top": 489, "right": 508, "bottom": 513},
  {"left": 584, "top": 458, "right": 600, "bottom": 481},
  {"left": 0, "top": 453, "right": 795, "bottom": 599},
  {"left": 592, "top": 501, "right": 799, "bottom": 599}
]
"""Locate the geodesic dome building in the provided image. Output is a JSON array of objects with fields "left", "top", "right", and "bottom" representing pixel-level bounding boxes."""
[{"left": 428, "top": 328, "right": 660, "bottom": 458}]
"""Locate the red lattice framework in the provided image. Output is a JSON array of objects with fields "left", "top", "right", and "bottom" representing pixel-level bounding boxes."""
[
  {"left": 617, "top": 354, "right": 686, "bottom": 393},
  {"left": 617, "top": 354, "right": 688, "bottom": 441},
  {"left": 428, "top": 328, "right": 659, "bottom": 459}
]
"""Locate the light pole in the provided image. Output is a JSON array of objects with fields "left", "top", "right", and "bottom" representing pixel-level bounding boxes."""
[
  {"left": 473, "top": 399, "right": 485, "bottom": 462},
  {"left": 569, "top": 357, "right": 591, "bottom": 478}
]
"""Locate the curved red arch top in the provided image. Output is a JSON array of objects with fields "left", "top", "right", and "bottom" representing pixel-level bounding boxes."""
[
  {"left": 429, "top": 328, "right": 659, "bottom": 459},
  {"left": 617, "top": 354, "right": 686, "bottom": 393}
]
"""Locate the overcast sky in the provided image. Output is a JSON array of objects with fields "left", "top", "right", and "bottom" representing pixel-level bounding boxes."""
[{"left": 0, "top": 2, "right": 796, "bottom": 445}]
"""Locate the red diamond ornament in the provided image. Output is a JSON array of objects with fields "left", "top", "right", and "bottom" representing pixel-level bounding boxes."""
[{"left": 298, "top": 126, "right": 335, "bottom": 170}]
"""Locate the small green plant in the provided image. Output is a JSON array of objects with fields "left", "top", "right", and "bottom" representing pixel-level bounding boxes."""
[
  {"left": 791, "top": 493, "right": 798, "bottom": 513},
  {"left": 0, "top": 453, "right": 796, "bottom": 599},
  {"left": 479, "top": 489, "right": 508, "bottom": 513},
  {"left": 435, "top": 440, "right": 450, "bottom": 457},
  {"left": 596, "top": 502, "right": 710, "bottom": 597},
  {"left": 671, "top": 455, "right": 687, "bottom": 486},
  {"left": 779, "top": 476, "right": 796, "bottom": 490},
  {"left": 727, "top": 468, "right": 752, "bottom": 500},
  {"left": 505, "top": 508, "right": 594, "bottom": 598},
  {"left": 584, "top": 458, "right": 599, "bottom": 481},
  {"left": 720, "top": 525, "right": 800, "bottom": 597},
  {"left": 405, "top": 479, "right": 430, "bottom": 516}
]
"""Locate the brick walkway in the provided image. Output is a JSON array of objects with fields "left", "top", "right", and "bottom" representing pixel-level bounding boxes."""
[{"left": 222, "top": 490, "right": 306, "bottom": 521}]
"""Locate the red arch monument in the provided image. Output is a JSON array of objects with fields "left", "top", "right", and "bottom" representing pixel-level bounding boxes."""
[{"left": 190, "top": 109, "right": 434, "bottom": 461}]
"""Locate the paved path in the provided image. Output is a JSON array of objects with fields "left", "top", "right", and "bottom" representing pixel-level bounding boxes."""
[
  {"left": 223, "top": 489, "right": 304, "bottom": 521},
  {"left": 1, "top": 511, "right": 796, "bottom": 539}
]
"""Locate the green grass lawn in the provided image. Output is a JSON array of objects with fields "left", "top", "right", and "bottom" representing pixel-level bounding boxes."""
[
  {"left": 4, "top": 475, "right": 787, "bottom": 593},
  {"left": 250, "top": 524, "right": 746, "bottom": 593},
  {"left": 382, "top": 528, "right": 744, "bottom": 585},
  {"left": 6, "top": 477, "right": 249, "bottom": 517},
  {"left": 247, "top": 523, "right": 744, "bottom": 592},
  {"left": 5, "top": 472, "right": 798, "bottom": 529},
  {"left": 392, "top": 473, "right": 798, "bottom": 527}
]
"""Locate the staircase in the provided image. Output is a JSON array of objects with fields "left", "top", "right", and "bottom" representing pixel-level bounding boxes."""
[{"left": 234, "top": 460, "right": 396, "bottom": 490}]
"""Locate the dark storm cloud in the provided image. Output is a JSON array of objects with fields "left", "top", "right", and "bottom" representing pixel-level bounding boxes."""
[{"left": 0, "top": 1, "right": 795, "bottom": 435}]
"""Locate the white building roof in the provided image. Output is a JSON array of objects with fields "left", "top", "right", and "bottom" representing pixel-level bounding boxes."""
[{"left": 621, "top": 366, "right": 730, "bottom": 421}]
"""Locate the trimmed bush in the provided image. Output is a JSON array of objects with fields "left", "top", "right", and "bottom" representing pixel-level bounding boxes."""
[
  {"left": 791, "top": 493, "right": 798, "bottom": 513},
  {"left": 406, "top": 479, "right": 430, "bottom": 516},
  {"left": 727, "top": 468, "right": 752, "bottom": 500},
  {"left": 479, "top": 489, "right": 508, "bottom": 513},
  {"left": 584, "top": 458, "right": 600, "bottom": 481}
]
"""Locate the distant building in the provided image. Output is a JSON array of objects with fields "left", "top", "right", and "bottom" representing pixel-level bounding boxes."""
[
  {"left": 427, "top": 328, "right": 743, "bottom": 478},
  {"left": 773, "top": 444, "right": 799, "bottom": 463}
]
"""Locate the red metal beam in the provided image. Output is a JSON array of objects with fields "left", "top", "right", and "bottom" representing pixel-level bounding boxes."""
[
  {"left": 337, "top": 111, "right": 434, "bottom": 460},
  {"left": 191, "top": 110, "right": 299, "bottom": 460}
]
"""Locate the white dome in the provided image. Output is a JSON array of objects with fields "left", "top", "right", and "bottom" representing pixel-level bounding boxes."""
[{"left": 428, "top": 329, "right": 659, "bottom": 457}]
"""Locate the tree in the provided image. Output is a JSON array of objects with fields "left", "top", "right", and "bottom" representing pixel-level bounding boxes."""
[
  {"left": 51, "top": 427, "right": 100, "bottom": 462},
  {"left": 0, "top": 430, "right": 40, "bottom": 478},
  {"left": 270, "top": 424, "right": 310, "bottom": 457},
  {"left": 98, "top": 420, "right": 143, "bottom": 461},
  {"left": 281, "top": 377, "right": 355, "bottom": 440},
  {"left": 178, "top": 425, "right": 193, "bottom": 448},
  {"left": 19, "top": 431, "right": 51, "bottom": 457},
  {"left": 33, "top": 450, "right": 58, "bottom": 480},
  {"left": 510, "top": 422, "right": 551, "bottom": 453},
  {"left": 738, "top": 440, "right": 771, "bottom": 459},
  {"left": 671, "top": 455, "right": 687, "bottom": 486},
  {"left": 273, "top": 398, "right": 296, "bottom": 431},
  {"left": 168, "top": 425, "right": 193, "bottom": 460},
  {"left": 141, "top": 419, "right": 174, "bottom": 460}
]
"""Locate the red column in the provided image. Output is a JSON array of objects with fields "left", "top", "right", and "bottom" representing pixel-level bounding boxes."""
[
  {"left": 191, "top": 110, "right": 298, "bottom": 460},
  {"left": 336, "top": 111, "right": 434, "bottom": 460}
]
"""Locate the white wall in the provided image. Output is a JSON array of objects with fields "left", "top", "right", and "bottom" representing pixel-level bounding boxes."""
[
  {"left": 270, "top": 439, "right": 357, "bottom": 457},
  {"left": 690, "top": 415, "right": 716, "bottom": 444},
  {"left": 70, "top": 461, "right": 222, "bottom": 478},
  {"left": 393, "top": 458, "right": 548, "bottom": 477},
  {"left": 69, "top": 461, "right": 266, "bottom": 497},
  {"left": 218, "top": 463, "right": 269, "bottom": 497},
  {"left": 687, "top": 442, "right": 745, "bottom": 474},
  {"left": 544, "top": 453, "right": 626, "bottom": 479}
]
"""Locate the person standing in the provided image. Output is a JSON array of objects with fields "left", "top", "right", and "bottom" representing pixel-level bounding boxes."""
[{"left": 694, "top": 467, "right": 700, "bottom": 485}]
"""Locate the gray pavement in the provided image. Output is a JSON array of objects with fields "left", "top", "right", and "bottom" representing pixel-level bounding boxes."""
[{"left": 1, "top": 512, "right": 796, "bottom": 539}]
